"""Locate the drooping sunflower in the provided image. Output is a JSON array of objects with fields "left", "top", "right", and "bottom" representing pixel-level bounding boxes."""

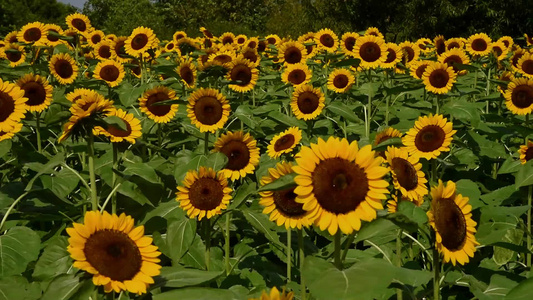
[
  {"left": 65, "top": 13, "right": 92, "bottom": 34},
  {"left": 17, "top": 22, "right": 46, "bottom": 45},
  {"left": 281, "top": 63, "right": 312, "bottom": 86},
  {"left": 409, "top": 60, "right": 431, "bottom": 80},
  {"left": 125, "top": 27, "right": 156, "bottom": 57},
  {"left": 93, "top": 60, "right": 125, "bottom": 87},
  {"left": 290, "top": 84, "right": 325, "bottom": 120},
  {"left": 416, "top": 37, "right": 433, "bottom": 55},
  {"left": 207, "top": 47, "right": 236, "bottom": 69},
  {"left": 187, "top": 88, "right": 230, "bottom": 133},
  {"left": 381, "top": 43, "right": 402, "bottom": 69},
  {"left": 94, "top": 41, "right": 114, "bottom": 60},
  {"left": 293, "top": 137, "right": 389, "bottom": 235},
  {"left": 176, "top": 167, "right": 232, "bottom": 220},
  {"left": 49, "top": 53, "right": 79, "bottom": 85},
  {"left": 176, "top": 57, "right": 197, "bottom": 88},
  {"left": 402, "top": 114, "right": 456, "bottom": 160},
  {"left": 267, "top": 127, "right": 302, "bottom": 159},
  {"left": 249, "top": 287, "right": 294, "bottom": 300},
  {"left": 353, "top": 35, "right": 386, "bottom": 70},
  {"left": 226, "top": 56, "right": 259, "bottom": 93},
  {"left": 44, "top": 24, "right": 65, "bottom": 47},
  {"left": 427, "top": 180, "right": 478, "bottom": 266},
  {"left": 3, "top": 43, "right": 26, "bottom": 67},
  {"left": 16, "top": 74, "right": 53, "bottom": 112},
  {"left": 519, "top": 140, "right": 533, "bottom": 164},
  {"left": 314, "top": 28, "right": 338, "bottom": 53},
  {"left": 421, "top": 62, "right": 457, "bottom": 94},
  {"left": 340, "top": 32, "right": 359, "bottom": 57},
  {"left": 504, "top": 78, "right": 533, "bottom": 115},
  {"left": 516, "top": 53, "right": 533, "bottom": 79},
  {"left": 327, "top": 68, "right": 355, "bottom": 93},
  {"left": 259, "top": 162, "right": 312, "bottom": 229},
  {"left": 93, "top": 108, "right": 142, "bottom": 144},
  {"left": 0, "top": 79, "right": 27, "bottom": 132},
  {"left": 444, "top": 38, "right": 465, "bottom": 51},
  {"left": 277, "top": 41, "right": 308, "bottom": 65},
  {"left": 364, "top": 27, "right": 384, "bottom": 39},
  {"left": 213, "top": 131, "right": 260, "bottom": 181},
  {"left": 139, "top": 86, "right": 179, "bottom": 123},
  {"left": 434, "top": 35, "right": 446, "bottom": 56},
  {"left": 0, "top": 121, "right": 23, "bottom": 142},
  {"left": 466, "top": 33, "right": 492, "bottom": 57},
  {"left": 4, "top": 31, "right": 19, "bottom": 44},
  {"left": 66, "top": 211, "right": 161, "bottom": 294},
  {"left": 438, "top": 48, "right": 470, "bottom": 75},
  {"left": 385, "top": 147, "right": 428, "bottom": 201},
  {"left": 399, "top": 41, "right": 420, "bottom": 66},
  {"left": 66, "top": 88, "right": 96, "bottom": 103}
]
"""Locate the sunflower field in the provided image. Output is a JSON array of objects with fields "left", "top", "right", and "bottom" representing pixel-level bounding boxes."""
[{"left": 1, "top": 13, "right": 533, "bottom": 300}]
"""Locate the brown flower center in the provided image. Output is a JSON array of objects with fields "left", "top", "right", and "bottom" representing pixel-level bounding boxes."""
[
  {"left": 492, "top": 46, "right": 503, "bottom": 58},
  {"left": 511, "top": 85, "right": 533, "bottom": 109},
  {"left": 384, "top": 48, "right": 397, "bottom": 64},
  {"left": 54, "top": 59, "right": 74, "bottom": 79},
  {"left": 525, "top": 147, "right": 533, "bottom": 162},
  {"left": 391, "top": 157, "right": 418, "bottom": 191},
  {"left": 84, "top": 230, "right": 142, "bottom": 281},
  {"left": 71, "top": 18, "right": 87, "bottom": 32},
  {"left": 106, "top": 118, "right": 132, "bottom": 137},
  {"left": 428, "top": 69, "right": 450, "bottom": 88},
  {"left": 471, "top": 38, "right": 487, "bottom": 52},
  {"left": 359, "top": 42, "right": 381, "bottom": 63},
  {"left": 21, "top": 81, "right": 46, "bottom": 106},
  {"left": 297, "top": 91, "right": 320, "bottom": 114},
  {"left": 131, "top": 34, "right": 148, "bottom": 50},
  {"left": 237, "top": 37, "right": 246, "bottom": 44},
  {"left": 114, "top": 40, "right": 128, "bottom": 58},
  {"left": 166, "top": 43, "right": 175, "bottom": 51},
  {"left": 146, "top": 91, "right": 172, "bottom": 116},
  {"left": 284, "top": 46, "right": 303, "bottom": 64},
  {"left": 230, "top": 64, "right": 252, "bottom": 86},
  {"left": 312, "top": 158, "right": 369, "bottom": 214},
  {"left": 247, "top": 41, "right": 257, "bottom": 48},
  {"left": 258, "top": 41, "right": 267, "bottom": 52},
  {"left": 521, "top": 60, "right": 533, "bottom": 75},
  {"left": 267, "top": 37, "right": 277, "bottom": 45},
  {"left": 344, "top": 37, "right": 356, "bottom": 52},
  {"left": 274, "top": 134, "right": 295, "bottom": 152},
  {"left": 416, "top": 64, "right": 429, "bottom": 79},
  {"left": 6, "top": 51, "right": 22, "bottom": 63},
  {"left": 100, "top": 65, "right": 120, "bottom": 82},
  {"left": 98, "top": 45, "right": 112, "bottom": 59},
  {"left": 434, "top": 197, "right": 467, "bottom": 251},
  {"left": 443, "top": 56, "right": 463, "bottom": 73},
  {"left": 512, "top": 52, "right": 524, "bottom": 67},
  {"left": 403, "top": 47, "right": 415, "bottom": 63},
  {"left": 414, "top": 125, "right": 446, "bottom": 153},
  {"left": 446, "top": 42, "right": 460, "bottom": 50},
  {"left": 320, "top": 34, "right": 334, "bottom": 48},
  {"left": 435, "top": 39, "right": 446, "bottom": 55},
  {"left": 179, "top": 66, "right": 194, "bottom": 85},
  {"left": 222, "top": 36, "right": 234, "bottom": 45},
  {"left": 24, "top": 28, "right": 41, "bottom": 42},
  {"left": 189, "top": 177, "right": 224, "bottom": 210},
  {"left": 333, "top": 74, "right": 349, "bottom": 89},
  {"left": 214, "top": 54, "right": 232, "bottom": 65},
  {"left": 273, "top": 187, "right": 306, "bottom": 216},
  {"left": 194, "top": 96, "right": 223, "bottom": 125},
  {"left": 288, "top": 69, "right": 306, "bottom": 85},
  {"left": 91, "top": 34, "right": 101, "bottom": 45},
  {"left": 0, "top": 92, "right": 15, "bottom": 122},
  {"left": 243, "top": 51, "right": 258, "bottom": 63},
  {"left": 220, "top": 140, "right": 250, "bottom": 171}
]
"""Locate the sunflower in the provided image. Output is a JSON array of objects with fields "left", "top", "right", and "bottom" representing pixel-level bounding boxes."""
[
  {"left": 293, "top": 137, "right": 389, "bottom": 235},
  {"left": 504, "top": 78, "right": 533, "bottom": 115},
  {"left": 364, "top": 27, "right": 384, "bottom": 39},
  {"left": 267, "top": 127, "right": 302, "bottom": 159},
  {"left": 409, "top": 61, "right": 431, "bottom": 80},
  {"left": 0, "top": 79, "right": 27, "bottom": 132},
  {"left": 176, "top": 57, "right": 197, "bottom": 88},
  {"left": 490, "top": 41, "right": 509, "bottom": 61},
  {"left": 175, "top": 37, "right": 199, "bottom": 55},
  {"left": 94, "top": 41, "right": 114, "bottom": 60},
  {"left": 125, "top": 27, "right": 156, "bottom": 57},
  {"left": 497, "top": 71, "right": 515, "bottom": 95},
  {"left": 16, "top": 74, "right": 53, "bottom": 112},
  {"left": 517, "top": 53, "right": 533, "bottom": 79},
  {"left": 49, "top": 53, "right": 79, "bottom": 85},
  {"left": 327, "top": 68, "right": 355, "bottom": 93},
  {"left": 281, "top": 63, "right": 312, "bottom": 86},
  {"left": 314, "top": 28, "right": 338, "bottom": 53},
  {"left": 381, "top": 43, "right": 402, "bottom": 69},
  {"left": 112, "top": 37, "right": 130, "bottom": 63},
  {"left": 66, "top": 211, "right": 161, "bottom": 294},
  {"left": 402, "top": 114, "right": 456, "bottom": 160},
  {"left": 387, "top": 194, "right": 424, "bottom": 214},
  {"left": 525, "top": 34, "right": 533, "bottom": 46},
  {"left": 207, "top": 47, "right": 236, "bottom": 69},
  {"left": 86, "top": 30, "right": 105, "bottom": 48},
  {"left": 249, "top": 287, "right": 294, "bottom": 300},
  {"left": 437, "top": 48, "right": 470, "bottom": 75},
  {"left": 511, "top": 47, "right": 527, "bottom": 72},
  {"left": 444, "top": 38, "right": 465, "bottom": 51},
  {"left": 66, "top": 88, "right": 97, "bottom": 103},
  {"left": 259, "top": 162, "right": 312, "bottom": 230},
  {"left": 172, "top": 31, "right": 187, "bottom": 43},
  {"left": 421, "top": 62, "right": 457, "bottom": 94},
  {"left": 519, "top": 141, "right": 533, "bottom": 164},
  {"left": 416, "top": 37, "right": 433, "bottom": 55},
  {"left": 244, "top": 37, "right": 259, "bottom": 49},
  {"left": 385, "top": 147, "right": 428, "bottom": 201},
  {"left": 497, "top": 36, "right": 514, "bottom": 50},
  {"left": 93, "top": 108, "right": 142, "bottom": 144},
  {"left": 374, "top": 127, "right": 402, "bottom": 146},
  {"left": 427, "top": 180, "right": 478, "bottom": 266},
  {"left": 298, "top": 32, "right": 319, "bottom": 58},
  {"left": 227, "top": 56, "right": 259, "bottom": 93},
  {"left": 93, "top": 60, "right": 125, "bottom": 87},
  {"left": 434, "top": 35, "right": 446, "bottom": 56},
  {"left": 3, "top": 43, "right": 26, "bottom": 67},
  {"left": 66, "top": 13, "right": 92, "bottom": 34},
  {"left": 290, "top": 84, "right": 325, "bottom": 120},
  {"left": 277, "top": 41, "right": 308, "bottom": 65},
  {"left": 0, "top": 121, "right": 23, "bottom": 142},
  {"left": 139, "top": 86, "right": 179, "bottom": 123},
  {"left": 187, "top": 88, "right": 230, "bottom": 133},
  {"left": 353, "top": 35, "right": 386, "bottom": 70},
  {"left": 44, "top": 24, "right": 65, "bottom": 47},
  {"left": 218, "top": 32, "right": 234, "bottom": 46},
  {"left": 17, "top": 22, "right": 46, "bottom": 45},
  {"left": 213, "top": 131, "right": 260, "bottom": 181},
  {"left": 399, "top": 41, "right": 420, "bottom": 66},
  {"left": 466, "top": 33, "right": 492, "bottom": 57},
  {"left": 4, "top": 31, "right": 18, "bottom": 44},
  {"left": 240, "top": 47, "right": 261, "bottom": 67},
  {"left": 340, "top": 32, "right": 359, "bottom": 57},
  {"left": 265, "top": 34, "right": 281, "bottom": 46},
  {"left": 235, "top": 34, "right": 247, "bottom": 46}
]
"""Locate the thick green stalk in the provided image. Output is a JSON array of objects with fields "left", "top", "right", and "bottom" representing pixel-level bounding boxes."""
[
  {"left": 396, "top": 230, "right": 403, "bottom": 300},
  {"left": 433, "top": 248, "right": 440, "bottom": 300},
  {"left": 365, "top": 70, "right": 373, "bottom": 139},
  {"left": 204, "top": 132, "right": 209, "bottom": 155},
  {"left": 111, "top": 144, "right": 118, "bottom": 214},
  {"left": 88, "top": 133, "right": 98, "bottom": 211},
  {"left": 35, "top": 112, "right": 42, "bottom": 153},
  {"left": 334, "top": 231, "right": 342, "bottom": 270},
  {"left": 204, "top": 218, "right": 211, "bottom": 271},
  {"left": 527, "top": 185, "right": 532, "bottom": 270},
  {"left": 0, "top": 191, "right": 29, "bottom": 231},
  {"left": 225, "top": 212, "right": 231, "bottom": 275},
  {"left": 287, "top": 228, "right": 292, "bottom": 282},
  {"left": 298, "top": 229, "right": 306, "bottom": 300}
]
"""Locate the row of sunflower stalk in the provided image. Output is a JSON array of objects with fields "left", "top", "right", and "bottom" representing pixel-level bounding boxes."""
[{"left": 0, "top": 12, "right": 533, "bottom": 300}]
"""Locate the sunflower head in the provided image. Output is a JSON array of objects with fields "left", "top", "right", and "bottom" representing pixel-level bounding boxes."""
[
  {"left": 385, "top": 146, "right": 428, "bottom": 201},
  {"left": 314, "top": 28, "right": 339, "bottom": 53},
  {"left": 504, "top": 78, "right": 533, "bottom": 115},
  {"left": 17, "top": 22, "right": 46, "bottom": 45},
  {"left": 16, "top": 74, "right": 53, "bottom": 113},
  {"left": 281, "top": 63, "right": 312, "bottom": 86},
  {"left": 416, "top": 37, "right": 433, "bottom": 55},
  {"left": 278, "top": 41, "right": 308, "bottom": 65},
  {"left": 250, "top": 287, "right": 294, "bottom": 300},
  {"left": 213, "top": 131, "right": 260, "bottom": 181},
  {"left": 402, "top": 114, "right": 456, "bottom": 160},
  {"left": 466, "top": 33, "right": 492, "bottom": 57},
  {"left": 66, "top": 13, "right": 92, "bottom": 33},
  {"left": 353, "top": 35, "right": 386, "bottom": 69},
  {"left": 49, "top": 53, "right": 79, "bottom": 85},
  {"left": 327, "top": 68, "right": 355, "bottom": 93},
  {"left": 94, "top": 60, "right": 125, "bottom": 87},
  {"left": 381, "top": 43, "right": 402, "bottom": 69},
  {"left": 438, "top": 48, "right": 470, "bottom": 75},
  {"left": 409, "top": 61, "right": 431, "bottom": 80},
  {"left": 3, "top": 43, "right": 26, "bottom": 67},
  {"left": 422, "top": 62, "right": 457, "bottom": 94},
  {"left": 187, "top": 88, "right": 230, "bottom": 133},
  {"left": 125, "top": 27, "right": 156, "bottom": 57},
  {"left": 517, "top": 53, "right": 533, "bottom": 79},
  {"left": 93, "top": 108, "right": 142, "bottom": 144},
  {"left": 399, "top": 41, "right": 420, "bottom": 65},
  {"left": 177, "top": 57, "right": 198, "bottom": 88},
  {"left": 434, "top": 35, "right": 446, "bottom": 56},
  {"left": 290, "top": 84, "right": 325, "bottom": 120},
  {"left": 519, "top": 140, "right": 533, "bottom": 164},
  {"left": 0, "top": 121, "right": 23, "bottom": 142},
  {"left": 220, "top": 32, "right": 236, "bottom": 46},
  {"left": 0, "top": 78, "right": 28, "bottom": 132},
  {"left": 226, "top": 56, "right": 259, "bottom": 93},
  {"left": 364, "top": 27, "right": 384, "bottom": 39},
  {"left": 138, "top": 86, "right": 179, "bottom": 123},
  {"left": 266, "top": 127, "right": 302, "bottom": 159},
  {"left": 427, "top": 180, "right": 479, "bottom": 266},
  {"left": 340, "top": 32, "right": 359, "bottom": 56}
]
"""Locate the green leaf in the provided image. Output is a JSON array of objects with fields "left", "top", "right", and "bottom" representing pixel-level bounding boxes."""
[
  {"left": 41, "top": 274, "right": 84, "bottom": 300},
  {"left": 372, "top": 137, "right": 403, "bottom": 152},
  {"left": 515, "top": 160, "right": 533, "bottom": 189},
  {"left": 142, "top": 200, "right": 184, "bottom": 224},
  {"left": 505, "top": 276, "right": 533, "bottom": 300},
  {"left": 333, "top": 58, "right": 360, "bottom": 68},
  {"left": 234, "top": 105, "right": 257, "bottom": 129},
  {"left": 205, "top": 152, "right": 228, "bottom": 172},
  {"left": 158, "top": 266, "right": 222, "bottom": 288},
  {"left": 493, "top": 229, "right": 524, "bottom": 266},
  {"left": 257, "top": 173, "right": 296, "bottom": 192},
  {"left": 498, "top": 157, "right": 522, "bottom": 174},
  {"left": 481, "top": 185, "right": 519, "bottom": 207},
  {"left": 25, "top": 153, "right": 66, "bottom": 191},
  {"left": 241, "top": 208, "right": 281, "bottom": 246},
  {"left": 354, "top": 218, "right": 398, "bottom": 243},
  {"left": 0, "top": 140, "right": 11, "bottom": 159},
  {"left": 267, "top": 111, "right": 306, "bottom": 128},
  {"left": 0, "top": 226, "right": 41, "bottom": 277},
  {"left": 166, "top": 218, "right": 196, "bottom": 265},
  {"left": 229, "top": 180, "right": 256, "bottom": 209},
  {"left": 442, "top": 98, "right": 481, "bottom": 126},
  {"left": 40, "top": 168, "right": 80, "bottom": 199},
  {"left": 0, "top": 276, "right": 40, "bottom": 300},
  {"left": 32, "top": 236, "right": 71, "bottom": 281},
  {"left": 326, "top": 102, "right": 360, "bottom": 123},
  {"left": 103, "top": 115, "right": 128, "bottom": 131},
  {"left": 456, "top": 179, "right": 482, "bottom": 209},
  {"left": 153, "top": 287, "right": 237, "bottom": 300},
  {"left": 122, "top": 160, "right": 160, "bottom": 184},
  {"left": 468, "top": 131, "right": 506, "bottom": 159},
  {"left": 397, "top": 200, "right": 428, "bottom": 225}
]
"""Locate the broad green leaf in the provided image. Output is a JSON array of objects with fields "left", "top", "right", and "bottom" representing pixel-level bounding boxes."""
[
  {"left": 142, "top": 200, "right": 184, "bottom": 224},
  {"left": 241, "top": 208, "right": 282, "bottom": 246},
  {"left": 117, "top": 181, "right": 153, "bottom": 206},
  {"left": 40, "top": 274, "right": 84, "bottom": 300},
  {"left": 483, "top": 274, "right": 518, "bottom": 298},
  {"left": 498, "top": 157, "right": 522, "bottom": 174},
  {"left": 181, "top": 236, "right": 206, "bottom": 269},
  {"left": 505, "top": 276, "right": 533, "bottom": 300},
  {"left": 229, "top": 180, "right": 256, "bottom": 209},
  {"left": 515, "top": 160, "right": 533, "bottom": 189},
  {"left": 267, "top": 111, "right": 306, "bottom": 128},
  {"left": 234, "top": 105, "right": 257, "bottom": 129},
  {"left": 205, "top": 152, "right": 228, "bottom": 171},
  {"left": 32, "top": 236, "right": 71, "bottom": 281},
  {"left": 333, "top": 58, "right": 360, "bottom": 68},
  {"left": 174, "top": 154, "right": 207, "bottom": 183},
  {"left": 0, "top": 140, "right": 11, "bottom": 159},
  {"left": 397, "top": 200, "right": 428, "bottom": 225},
  {"left": 468, "top": 131, "right": 506, "bottom": 159},
  {"left": 122, "top": 160, "right": 160, "bottom": 184},
  {"left": 158, "top": 266, "right": 222, "bottom": 288},
  {"left": 0, "top": 226, "right": 41, "bottom": 277},
  {"left": 354, "top": 218, "right": 398, "bottom": 243},
  {"left": 373, "top": 137, "right": 403, "bottom": 152},
  {"left": 493, "top": 229, "right": 524, "bottom": 266},
  {"left": 40, "top": 168, "right": 80, "bottom": 199},
  {"left": 326, "top": 102, "right": 360, "bottom": 123},
  {"left": 153, "top": 287, "right": 237, "bottom": 300},
  {"left": 456, "top": 179, "right": 482, "bottom": 209},
  {"left": 253, "top": 104, "right": 280, "bottom": 115},
  {"left": 442, "top": 98, "right": 481, "bottom": 126},
  {"left": 25, "top": 153, "right": 66, "bottom": 191},
  {"left": 257, "top": 173, "right": 296, "bottom": 192},
  {"left": 166, "top": 218, "right": 196, "bottom": 264},
  {"left": 481, "top": 185, "right": 519, "bottom": 207},
  {"left": 0, "top": 276, "right": 40, "bottom": 300}
]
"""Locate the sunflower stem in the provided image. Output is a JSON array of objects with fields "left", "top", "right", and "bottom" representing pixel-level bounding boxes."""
[
  {"left": 88, "top": 132, "right": 98, "bottom": 211},
  {"left": 396, "top": 229, "right": 403, "bottom": 300},
  {"left": 225, "top": 212, "right": 231, "bottom": 275},
  {"left": 0, "top": 191, "right": 29, "bottom": 232},
  {"left": 341, "top": 232, "right": 355, "bottom": 261},
  {"left": 334, "top": 231, "right": 342, "bottom": 270},
  {"left": 298, "top": 229, "right": 306, "bottom": 300},
  {"left": 527, "top": 185, "right": 532, "bottom": 272},
  {"left": 204, "top": 218, "right": 211, "bottom": 271},
  {"left": 111, "top": 143, "right": 118, "bottom": 215},
  {"left": 204, "top": 132, "right": 209, "bottom": 155},
  {"left": 365, "top": 70, "right": 373, "bottom": 139},
  {"left": 306, "top": 120, "right": 313, "bottom": 140},
  {"left": 157, "top": 123, "right": 162, "bottom": 148},
  {"left": 287, "top": 228, "right": 292, "bottom": 282},
  {"left": 35, "top": 111, "right": 42, "bottom": 153},
  {"left": 433, "top": 247, "right": 440, "bottom": 300},
  {"left": 435, "top": 95, "right": 441, "bottom": 115}
]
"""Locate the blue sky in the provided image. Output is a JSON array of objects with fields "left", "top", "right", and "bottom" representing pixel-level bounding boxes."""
[{"left": 57, "top": 0, "right": 86, "bottom": 9}]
